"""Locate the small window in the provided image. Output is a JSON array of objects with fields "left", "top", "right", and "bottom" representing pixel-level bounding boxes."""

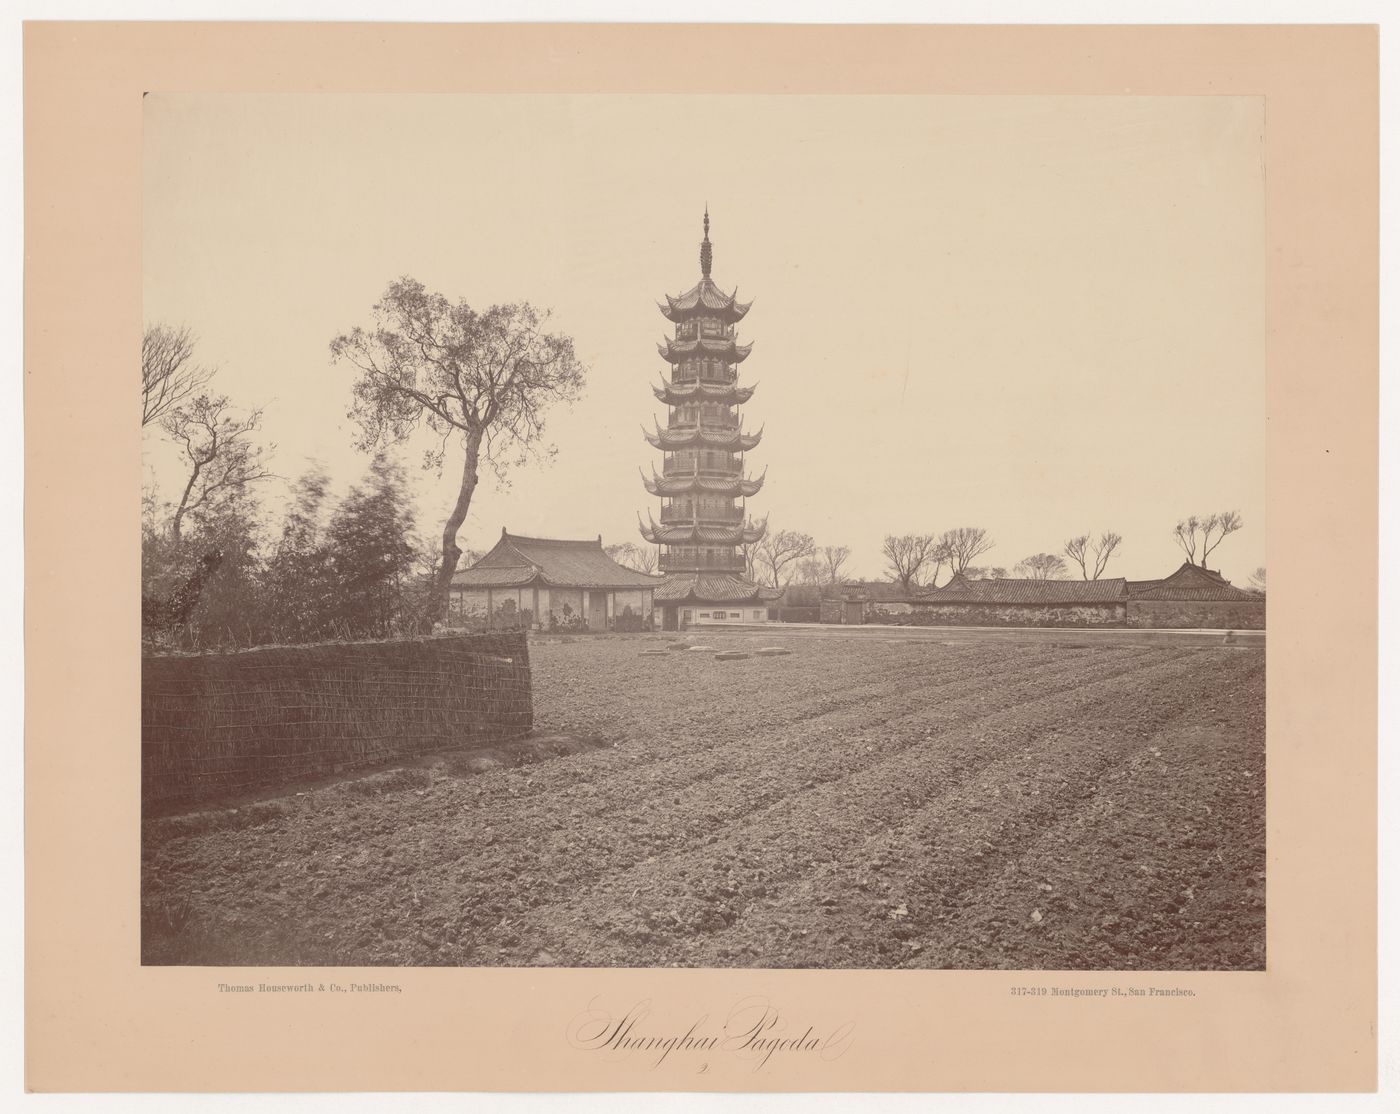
[
  {"left": 753, "top": 610, "right": 763, "bottom": 620},
  {"left": 699, "top": 612, "right": 711, "bottom": 619},
  {"left": 730, "top": 612, "right": 741, "bottom": 619}
]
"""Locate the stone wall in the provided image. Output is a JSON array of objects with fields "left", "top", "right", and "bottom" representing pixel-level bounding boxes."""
[
  {"left": 1126, "top": 599, "right": 1265, "bottom": 630},
  {"left": 865, "top": 601, "right": 914, "bottom": 623},
  {"left": 907, "top": 602, "right": 1128, "bottom": 628}
]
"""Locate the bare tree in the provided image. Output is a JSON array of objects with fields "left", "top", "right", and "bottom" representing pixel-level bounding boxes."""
[
  {"left": 882, "top": 534, "right": 939, "bottom": 591},
  {"left": 1064, "top": 535, "right": 1090, "bottom": 578},
  {"left": 820, "top": 545, "right": 851, "bottom": 584},
  {"left": 161, "top": 393, "right": 273, "bottom": 542},
  {"left": 1172, "top": 516, "right": 1202, "bottom": 565},
  {"left": 1014, "top": 553, "right": 1068, "bottom": 579},
  {"left": 331, "top": 278, "right": 587, "bottom": 623},
  {"left": 796, "top": 557, "right": 825, "bottom": 585},
  {"left": 940, "top": 527, "right": 995, "bottom": 575},
  {"left": 143, "top": 323, "right": 216, "bottom": 428},
  {"left": 1248, "top": 566, "right": 1266, "bottom": 594},
  {"left": 754, "top": 529, "right": 816, "bottom": 590},
  {"left": 605, "top": 542, "right": 658, "bottom": 575},
  {"left": 1172, "top": 511, "right": 1243, "bottom": 570},
  {"left": 1199, "top": 511, "right": 1243, "bottom": 570},
  {"left": 1064, "top": 530, "right": 1123, "bottom": 579},
  {"left": 740, "top": 528, "right": 761, "bottom": 583}
]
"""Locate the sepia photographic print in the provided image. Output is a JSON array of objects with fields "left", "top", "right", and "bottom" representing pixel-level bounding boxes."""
[
  {"left": 137, "top": 92, "right": 1268, "bottom": 974},
  {"left": 22, "top": 14, "right": 1385, "bottom": 1097}
]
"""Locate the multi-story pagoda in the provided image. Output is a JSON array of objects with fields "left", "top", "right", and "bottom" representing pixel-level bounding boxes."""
[{"left": 640, "top": 210, "right": 772, "bottom": 629}]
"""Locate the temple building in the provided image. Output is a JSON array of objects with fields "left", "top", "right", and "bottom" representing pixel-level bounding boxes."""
[
  {"left": 449, "top": 529, "right": 661, "bottom": 632},
  {"left": 639, "top": 211, "right": 773, "bottom": 630}
]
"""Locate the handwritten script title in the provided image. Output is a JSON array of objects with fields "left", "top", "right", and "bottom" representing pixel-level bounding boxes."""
[{"left": 567, "top": 996, "right": 855, "bottom": 1072}]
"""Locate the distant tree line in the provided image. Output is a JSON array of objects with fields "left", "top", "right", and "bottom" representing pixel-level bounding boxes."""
[{"left": 748, "top": 508, "right": 1248, "bottom": 601}]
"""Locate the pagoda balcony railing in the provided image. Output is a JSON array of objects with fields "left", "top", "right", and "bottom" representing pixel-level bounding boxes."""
[
  {"left": 673, "top": 323, "right": 736, "bottom": 342},
  {"left": 671, "top": 371, "right": 737, "bottom": 386},
  {"left": 659, "top": 553, "right": 749, "bottom": 573},
  {"left": 659, "top": 504, "right": 744, "bottom": 524},
  {"left": 662, "top": 419, "right": 738, "bottom": 434},
  {"left": 663, "top": 457, "right": 743, "bottom": 476}
]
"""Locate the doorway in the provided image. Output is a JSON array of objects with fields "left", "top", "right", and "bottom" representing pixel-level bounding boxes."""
[{"left": 588, "top": 591, "right": 608, "bottom": 632}]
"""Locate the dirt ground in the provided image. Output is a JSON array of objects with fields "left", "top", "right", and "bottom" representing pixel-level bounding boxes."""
[{"left": 142, "top": 633, "right": 1266, "bottom": 970}]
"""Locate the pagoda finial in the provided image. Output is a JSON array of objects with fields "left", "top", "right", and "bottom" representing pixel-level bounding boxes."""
[{"left": 700, "top": 206, "right": 712, "bottom": 278}]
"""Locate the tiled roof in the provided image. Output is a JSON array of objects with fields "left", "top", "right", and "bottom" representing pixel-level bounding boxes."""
[
  {"left": 920, "top": 575, "right": 1130, "bottom": 605},
  {"left": 654, "top": 573, "right": 768, "bottom": 604},
  {"left": 1127, "top": 562, "right": 1258, "bottom": 602},
  {"left": 450, "top": 564, "right": 540, "bottom": 589},
  {"left": 452, "top": 532, "right": 663, "bottom": 590},
  {"left": 658, "top": 277, "right": 752, "bottom": 323},
  {"left": 638, "top": 512, "right": 766, "bottom": 547},
  {"left": 657, "top": 337, "right": 753, "bottom": 364},
  {"left": 643, "top": 421, "right": 763, "bottom": 452},
  {"left": 1130, "top": 584, "right": 1261, "bottom": 602},
  {"left": 642, "top": 466, "right": 766, "bottom": 497},
  {"left": 653, "top": 376, "right": 756, "bottom": 405}
]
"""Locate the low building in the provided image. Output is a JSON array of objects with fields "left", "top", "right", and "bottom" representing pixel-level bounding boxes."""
[
  {"left": 448, "top": 530, "right": 662, "bottom": 632},
  {"left": 1125, "top": 562, "right": 1264, "bottom": 629},
  {"left": 910, "top": 574, "right": 1130, "bottom": 627},
  {"left": 653, "top": 574, "right": 775, "bottom": 628},
  {"left": 820, "top": 581, "right": 915, "bottom": 624}
]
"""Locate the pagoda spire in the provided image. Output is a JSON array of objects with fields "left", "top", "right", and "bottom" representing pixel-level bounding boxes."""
[{"left": 700, "top": 205, "right": 712, "bottom": 278}]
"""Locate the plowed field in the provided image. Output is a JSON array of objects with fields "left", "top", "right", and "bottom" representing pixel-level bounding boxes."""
[{"left": 142, "top": 634, "right": 1266, "bottom": 969}]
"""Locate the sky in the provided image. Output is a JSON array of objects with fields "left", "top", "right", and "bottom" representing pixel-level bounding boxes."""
[{"left": 142, "top": 93, "right": 1265, "bottom": 583}]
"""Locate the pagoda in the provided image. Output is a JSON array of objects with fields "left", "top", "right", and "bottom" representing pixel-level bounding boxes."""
[{"left": 639, "top": 210, "right": 772, "bottom": 629}]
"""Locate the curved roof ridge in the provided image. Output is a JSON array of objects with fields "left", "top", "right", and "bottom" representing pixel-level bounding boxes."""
[{"left": 502, "top": 530, "right": 603, "bottom": 548}]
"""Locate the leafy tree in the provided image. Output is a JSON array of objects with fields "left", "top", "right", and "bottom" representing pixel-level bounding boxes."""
[
  {"left": 142, "top": 491, "right": 265, "bottom": 650},
  {"left": 143, "top": 385, "right": 272, "bottom": 647},
  {"left": 326, "top": 454, "right": 419, "bottom": 638},
  {"left": 1063, "top": 531, "right": 1123, "bottom": 579},
  {"left": 259, "top": 465, "right": 339, "bottom": 644},
  {"left": 331, "top": 278, "right": 587, "bottom": 625},
  {"left": 162, "top": 393, "right": 274, "bottom": 542},
  {"left": 180, "top": 498, "right": 267, "bottom": 648},
  {"left": 1014, "top": 552, "right": 1068, "bottom": 580},
  {"left": 142, "top": 323, "right": 215, "bottom": 428}
]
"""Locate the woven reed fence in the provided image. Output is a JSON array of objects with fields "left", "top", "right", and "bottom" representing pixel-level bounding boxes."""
[{"left": 142, "top": 632, "right": 532, "bottom": 807}]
